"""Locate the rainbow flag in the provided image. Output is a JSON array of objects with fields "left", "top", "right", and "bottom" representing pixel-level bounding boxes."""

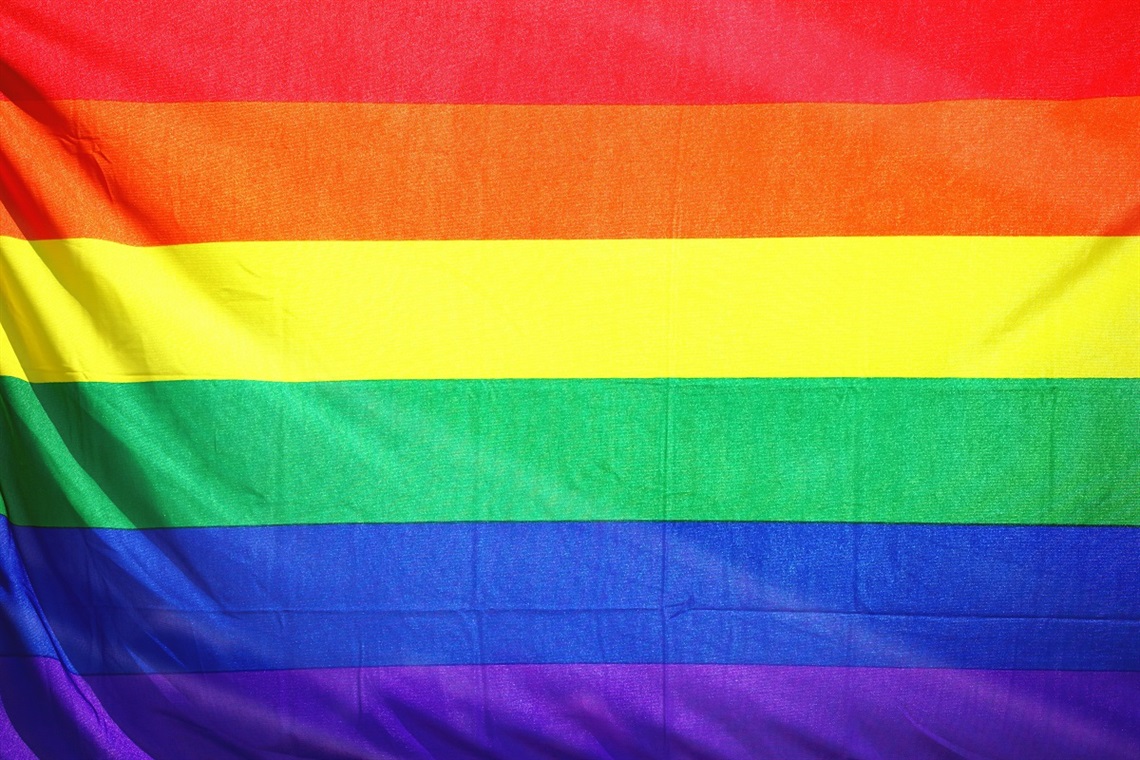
[{"left": 2, "top": 1, "right": 1138, "bottom": 757}]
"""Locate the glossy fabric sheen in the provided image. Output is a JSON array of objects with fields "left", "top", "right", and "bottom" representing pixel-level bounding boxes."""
[
  {"left": 2, "top": 377, "right": 1136, "bottom": 528},
  {"left": 3, "top": 236, "right": 1137, "bottom": 382},
  {"left": 4, "top": 99, "right": 1139, "bottom": 244},
  {"left": 3, "top": 659, "right": 1139, "bottom": 760},
  {"left": 3, "top": 1, "right": 1140, "bottom": 756},
  {"left": 3, "top": 1, "right": 1138, "bottom": 102},
  {"left": 5, "top": 517, "right": 1140, "bottom": 672}
]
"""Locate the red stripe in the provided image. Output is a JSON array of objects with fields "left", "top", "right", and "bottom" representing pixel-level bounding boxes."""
[{"left": 3, "top": 0, "right": 1138, "bottom": 104}]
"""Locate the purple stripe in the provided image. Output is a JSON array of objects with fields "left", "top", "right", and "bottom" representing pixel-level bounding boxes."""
[
  {"left": 3, "top": 658, "right": 1138, "bottom": 759},
  {"left": 0, "top": 658, "right": 149, "bottom": 759},
  {"left": 0, "top": 707, "right": 35, "bottom": 760}
]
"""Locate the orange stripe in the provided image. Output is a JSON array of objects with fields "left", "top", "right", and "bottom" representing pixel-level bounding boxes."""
[{"left": 2, "top": 99, "right": 1138, "bottom": 243}]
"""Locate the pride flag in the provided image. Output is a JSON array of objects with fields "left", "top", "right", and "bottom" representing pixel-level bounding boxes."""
[{"left": 2, "top": 1, "right": 1138, "bottom": 757}]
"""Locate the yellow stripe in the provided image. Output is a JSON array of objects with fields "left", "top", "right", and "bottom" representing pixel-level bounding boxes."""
[{"left": 2, "top": 236, "right": 1136, "bottom": 381}]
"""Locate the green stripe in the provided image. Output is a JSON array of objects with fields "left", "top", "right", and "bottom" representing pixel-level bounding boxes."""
[{"left": 1, "top": 377, "right": 1135, "bottom": 528}]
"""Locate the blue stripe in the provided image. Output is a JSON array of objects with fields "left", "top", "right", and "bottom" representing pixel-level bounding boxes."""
[
  {"left": 5, "top": 518, "right": 1139, "bottom": 673},
  {"left": 0, "top": 524, "right": 58, "bottom": 662}
]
